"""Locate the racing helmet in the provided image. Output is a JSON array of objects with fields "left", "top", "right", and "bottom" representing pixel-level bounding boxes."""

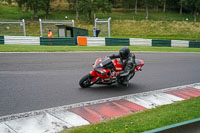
[{"left": 119, "top": 47, "right": 130, "bottom": 60}]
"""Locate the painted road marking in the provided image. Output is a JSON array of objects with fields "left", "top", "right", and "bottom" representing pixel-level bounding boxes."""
[
  {"left": 154, "top": 93, "right": 184, "bottom": 102},
  {"left": 126, "top": 92, "right": 181, "bottom": 109},
  {"left": 5, "top": 113, "right": 70, "bottom": 133},
  {"left": 166, "top": 87, "right": 200, "bottom": 99},
  {"left": 135, "top": 93, "right": 173, "bottom": 106},
  {"left": 0, "top": 123, "right": 16, "bottom": 133},
  {"left": 114, "top": 99, "right": 147, "bottom": 112},
  {"left": 85, "top": 101, "right": 131, "bottom": 119},
  {"left": 194, "top": 85, "right": 200, "bottom": 89},
  {"left": 49, "top": 110, "right": 90, "bottom": 127},
  {"left": 166, "top": 91, "right": 191, "bottom": 99},
  {"left": 69, "top": 107, "right": 102, "bottom": 123},
  {"left": 126, "top": 97, "right": 155, "bottom": 109},
  {"left": 184, "top": 87, "right": 200, "bottom": 95}
]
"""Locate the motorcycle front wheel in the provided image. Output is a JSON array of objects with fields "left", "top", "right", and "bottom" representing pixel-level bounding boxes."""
[{"left": 79, "top": 74, "right": 94, "bottom": 88}]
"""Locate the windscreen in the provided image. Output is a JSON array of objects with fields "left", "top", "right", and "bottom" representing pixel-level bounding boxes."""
[{"left": 95, "top": 57, "right": 114, "bottom": 69}]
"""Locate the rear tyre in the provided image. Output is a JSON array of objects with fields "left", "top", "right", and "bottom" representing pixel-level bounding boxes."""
[{"left": 79, "top": 74, "right": 94, "bottom": 88}]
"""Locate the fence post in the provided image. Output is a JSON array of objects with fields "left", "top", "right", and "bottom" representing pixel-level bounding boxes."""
[
  {"left": 72, "top": 20, "right": 75, "bottom": 27},
  {"left": 22, "top": 19, "right": 26, "bottom": 36},
  {"left": 39, "top": 19, "right": 43, "bottom": 37},
  {"left": 108, "top": 17, "right": 111, "bottom": 38}
]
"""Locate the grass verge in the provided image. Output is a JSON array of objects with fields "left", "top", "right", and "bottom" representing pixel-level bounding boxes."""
[
  {"left": 61, "top": 97, "right": 200, "bottom": 133},
  {"left": 1, "top": 4, "right": 200, "bottom": 40},
  {"left": 0, "top": 45, "right": 200, "bottom": 52}
]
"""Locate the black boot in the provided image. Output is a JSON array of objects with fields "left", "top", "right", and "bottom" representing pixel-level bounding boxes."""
[{"left": 122, "top": 80, "right": 129, "bottom": 87}]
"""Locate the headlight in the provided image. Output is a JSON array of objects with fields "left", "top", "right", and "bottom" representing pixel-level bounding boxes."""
[{"left": 96, "top": 69, "right": 106, "bottom": 75}]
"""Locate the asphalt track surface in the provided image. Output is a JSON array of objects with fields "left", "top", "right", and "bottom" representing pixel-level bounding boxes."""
[{"left": 0, "top": 52, "right": 200, "bottom": 117}]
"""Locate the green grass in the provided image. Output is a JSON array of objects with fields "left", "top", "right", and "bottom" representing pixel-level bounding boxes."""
[
  {"left": 0, "top": 4, "right": 45, "bottom": 20},
  {"left": 110, "top": 20, "right": 200, "bottom": 40},
  {"left": 0, "top": 45, "right": 200, "bottom": 52},
  {"left": 96, "top": 9, "right": 198, "bottom": 21},
  {"left": 61, "top": 97, "right": 200, "bottom": 133},
  {"left": 1, "top": 3, "right": 200, "bottom": 40}
]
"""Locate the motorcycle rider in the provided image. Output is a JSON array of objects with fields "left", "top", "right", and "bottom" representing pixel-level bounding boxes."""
[{"left": 109, "top": 47, "right": 136, "bottom": 87}]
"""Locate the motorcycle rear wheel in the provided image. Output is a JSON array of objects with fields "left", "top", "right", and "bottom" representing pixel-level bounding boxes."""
[{"left": 79, "top": 74, "right": 94, "bottom": 88}]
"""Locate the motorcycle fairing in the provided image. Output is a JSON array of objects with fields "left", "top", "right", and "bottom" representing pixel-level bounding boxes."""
[
  {"left": 86, "top": 57, "right": 144, "bottom": 85},
  {"left": 135, "top": 59, "right": 144, "bottom": 72}
]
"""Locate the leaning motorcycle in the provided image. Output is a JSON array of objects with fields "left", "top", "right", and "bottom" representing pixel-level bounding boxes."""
[{"left": 79, "top": 56, "right": 144, "bottom": 88}]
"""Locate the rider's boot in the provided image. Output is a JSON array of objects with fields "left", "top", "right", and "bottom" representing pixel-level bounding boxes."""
[
  {"left": 122, "top": 81, "right": 129, "bottom": 87},
  {"left": 121, "top": 76, "right": 129, "bottom": 87}
]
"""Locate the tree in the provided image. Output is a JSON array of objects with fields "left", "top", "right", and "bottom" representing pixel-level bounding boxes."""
[
  {"left": 43, "top": 0, "right": 56, "bottom": 16},
  {"left": 179, "top": 0, "right": 183, "bottom": 14},
  {"left": 144, "top": 0, "right": 149, "bottom": 19},
  {"left": 162, "top": 0, "right": 167, "bottom": 13},
  {"left": 67, "top": 0, "right": 79, "bottom": 20},
  {"left": 79, "top": 0, "right": 112, "bottom": 20},
  {"left": 135, "top": 0, "right": 138, "bottom": 14},
  {"left": 157, "top": 0, "right": 167, "bottom": 13},
  {"left": 75, "top": 0, "right": 79, "bottom": 20},
  {"left": 1, "top": 0, "right": 12, "bottom": 4},
  {"left": 44, "top": 0, "right": 50, "bottom": 16},
  {"left": 16, "top": 0, "right": 46, "bottom": 18},
  {"left": 182, "top": 0, "right": 200, "bottom": 21},
  {"left": 67, "top": 0, "right": 112, "bottom": 20},
  {"left": 16, "top": 0, "right": 28, "bottom": 12},
  {"left": 192, "top": 0, "right": 200, "bottom": 21}
]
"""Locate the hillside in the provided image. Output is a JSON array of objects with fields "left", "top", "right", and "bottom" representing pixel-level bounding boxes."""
[{"left": 0, "top": 3, "right": 200, "bottom": 40}]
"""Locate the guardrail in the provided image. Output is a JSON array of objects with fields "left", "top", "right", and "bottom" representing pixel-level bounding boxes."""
[
  {"left": 77, "top": 37, "right": 200, "bottom": 48},
  {"left": 130, "top": 38, "right": 152, "bottom": 46},
  {"left": 4, "top": 36, "right": 40, "bottom": 45},
  {"left": 143, "top": 118, "right": 200, "bottom": 133},
  {"left": 87, "top": 37, "right": 105, "bottom": 46},
  {"left": 105, "top": 38, "right": 129, "bottom": 46},
  {"left": 1, "top": 36, "right": 200, "bottom": 48},
  {"left": 0, "top": 36, "right": 4, "bottom": 44},
  {"left": 40, "top": 37, "right": 77, "bottom": 46}
]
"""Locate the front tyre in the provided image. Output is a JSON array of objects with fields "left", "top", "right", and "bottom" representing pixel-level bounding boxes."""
[{"left": 79, "top": 74, "right": 94, "bottom": 88}]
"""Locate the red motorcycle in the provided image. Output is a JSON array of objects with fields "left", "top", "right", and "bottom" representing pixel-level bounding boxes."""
[{"left": 79, "top": 57, "right": 144, "bottom": 88}]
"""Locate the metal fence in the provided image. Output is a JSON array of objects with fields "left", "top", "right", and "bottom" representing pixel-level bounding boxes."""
[
  {"left": 95, "top": 17, "right": 111, "bottom": 38},
  {"left": 0, "top": 19, "right": 26, "bottom": 36},
  {"left": 39, "top": 19, "right": 75, "bottom": 37},
  {"left": 0, "top": 19, "right": 112, "bottom": 38}
]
